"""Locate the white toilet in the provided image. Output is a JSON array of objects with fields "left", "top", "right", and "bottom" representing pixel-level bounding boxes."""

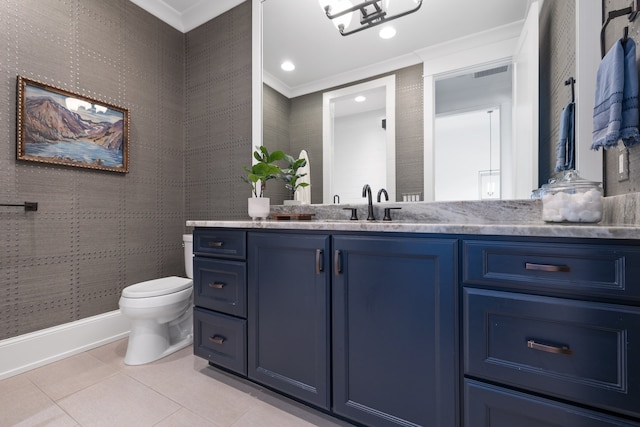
[{"left": 119, "top": 234, "right": 194, "bottom": 365}]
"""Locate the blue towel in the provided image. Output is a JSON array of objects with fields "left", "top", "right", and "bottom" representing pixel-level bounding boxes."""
[
  {"left": 592, "top": 38, "right": 640, "bottom": 149},
  {"left": 555, "top": 102, "right": 575, "bottom": 172}
]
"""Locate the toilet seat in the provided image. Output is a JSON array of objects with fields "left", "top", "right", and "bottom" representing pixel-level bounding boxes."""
[
  {"left": 122, "top": 276, "right": 192, "bottom": 298},
  {"left": 119, "top": 286, "right": 192, "bottom": 309}
]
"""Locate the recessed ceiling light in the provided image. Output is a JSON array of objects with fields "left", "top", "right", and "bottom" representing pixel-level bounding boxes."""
[
  {"left": 379, "top": 26, "right": 396, "bottom": 39},
  {"left": 281, "top": 61, "right": 295, "bottom": 71},
  {"left": 355, "top": 95, "right": 366, "bottom": 102}
]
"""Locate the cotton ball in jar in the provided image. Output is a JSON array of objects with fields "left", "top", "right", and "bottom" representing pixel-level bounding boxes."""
[{"left": 542, "top": 188, "right": 602, "bottom": 223}]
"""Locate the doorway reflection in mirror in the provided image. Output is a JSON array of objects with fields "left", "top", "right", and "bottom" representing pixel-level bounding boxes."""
[{"left": 435, "top": 107, "right": 503, "bottom": 201}]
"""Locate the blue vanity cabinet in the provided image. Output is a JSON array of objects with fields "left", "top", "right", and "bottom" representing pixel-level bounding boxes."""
[
  {"left": 247, "top": 232, "right": 331, "bottom": 410},
  {"left": 193, "top": 228, "right": 248, "bottom": 376},
  {"left": 332, "top": 234, "right": 459, "bottom": 427},
  {"left": 462, "top": 238, "right": 640, "bottom": 427},
  {"left": 246, "top": 230, "right": 459, "bottom": 425}
]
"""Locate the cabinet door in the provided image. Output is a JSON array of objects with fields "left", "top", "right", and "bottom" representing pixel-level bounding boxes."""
[
  {"left": 333, "top": 235, "right": 458, "bottom": 427},
  {"left": 247, "top": 232, "right": 331, "bottom": 410}
]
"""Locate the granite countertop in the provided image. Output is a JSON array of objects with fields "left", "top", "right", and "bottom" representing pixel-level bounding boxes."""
[
  {"left": 186, "top": 196, "right": 640, "bottom": 240},
  {"left": 185, "top": 219, "right": 640, "bottom": 239}
]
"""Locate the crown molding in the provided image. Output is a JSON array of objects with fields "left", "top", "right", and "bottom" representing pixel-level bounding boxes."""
[{"left": 128, "top": 0, "right": 245, "bottom": 33}]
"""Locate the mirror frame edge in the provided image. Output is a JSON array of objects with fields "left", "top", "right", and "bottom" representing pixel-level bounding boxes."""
[
  {"left": 575, "top": 0, "right": 602, "bottom": 184},
  {"left": 252, "top": 0, "right": 262, "bottom": 155}
]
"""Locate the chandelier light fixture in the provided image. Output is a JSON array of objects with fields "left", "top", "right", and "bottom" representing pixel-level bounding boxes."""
[{"left": 320, "top": 0, "right": 423, "bottom": 36}]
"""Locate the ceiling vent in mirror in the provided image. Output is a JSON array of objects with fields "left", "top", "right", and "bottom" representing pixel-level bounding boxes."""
[{"left": 474, "top": 66, "right": 509, "bottom": 79}]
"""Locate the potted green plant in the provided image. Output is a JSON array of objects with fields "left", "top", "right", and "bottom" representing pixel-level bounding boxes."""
[
  {"left": 281, "top": 153, "right": 310, "bottom": 205},
  {"left": 243, "top": 146, "right": 284, "bottom": 219}
]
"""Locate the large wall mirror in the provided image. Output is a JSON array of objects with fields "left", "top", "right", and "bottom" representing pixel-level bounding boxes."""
[{"left": 258, "top": 0, "right": 602, "bottom": 204}]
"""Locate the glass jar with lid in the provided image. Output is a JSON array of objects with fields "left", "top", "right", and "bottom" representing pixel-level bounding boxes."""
[{"left": 541, "top": 171, "right": 603, "bottom": 223}]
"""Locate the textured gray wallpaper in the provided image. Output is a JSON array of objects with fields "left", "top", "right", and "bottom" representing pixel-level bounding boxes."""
[
  {"left": 262, "top": 84, "right": 291, "bottom": 204},
  {"left": 0, "top": 0, "right": 252, "bottom": 340},
  {"left": 602, "top": 0, "right": 640, "bottom": 194},
  {"left": 184, "top": 2, "right": 252, "bottom": 220},
  {"left": 395, "top": 64, "right": 424, "bottom": 200}
]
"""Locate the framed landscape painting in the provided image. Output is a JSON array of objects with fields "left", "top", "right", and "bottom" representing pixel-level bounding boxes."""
[{"left": 17, "top": 76, "right": 129, "bottom": 173}]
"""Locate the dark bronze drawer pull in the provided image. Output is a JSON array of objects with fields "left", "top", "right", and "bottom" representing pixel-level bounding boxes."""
[
  {"left": 209, "top": 282, "right": 225, "bottom": 289},
  {"left": 527, "top": 339, "right": 572, "bottom": 355},
  {"left": 209, "top": 335, "right": 225, "bottom": 345},
  {"left": 208, "top": 241, "right": 224, "bottom": 247},
  {"left": 525, "top": 262, "right": 570, "bottom": 273},
  {"left": 316, "top": 249, "right": 324, "bottom": 274},
  {"left": 334, "top": 250, "right": 342, "bottom": 275}
]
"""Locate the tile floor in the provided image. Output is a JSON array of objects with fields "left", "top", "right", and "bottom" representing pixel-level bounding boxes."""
[{"left": 0, "top": 339, "right": 354, "bottom": 427}]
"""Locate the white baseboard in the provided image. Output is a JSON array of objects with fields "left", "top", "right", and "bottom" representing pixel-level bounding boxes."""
[{"left": 0, "top": 310, "right": 130, "bottom": 380}]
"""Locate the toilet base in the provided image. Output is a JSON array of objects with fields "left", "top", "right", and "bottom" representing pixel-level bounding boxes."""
[
  {"left": 126, "top": 334, "right": 193, "bottom": 366},
  {"left": 124, "top": 312, "right": 193, "bottom": 365},
  {"left": 124, "top": 334, "right": 193, "bottom": 366}
]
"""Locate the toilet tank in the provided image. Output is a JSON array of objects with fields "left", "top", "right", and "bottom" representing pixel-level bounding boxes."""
[{"left": 183, "top": 234, "right": 193, "bottom": 279}]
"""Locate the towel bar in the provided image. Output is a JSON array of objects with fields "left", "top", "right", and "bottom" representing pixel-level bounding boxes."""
[
  {"left": 564, "top": 77, "right": 575, "bottom": 103},
  {"left": 601, "top": 1, "right": 639, "bottom": 58},
  {"left": 0, "top": 202, "right": 38, "bottom": 211}
]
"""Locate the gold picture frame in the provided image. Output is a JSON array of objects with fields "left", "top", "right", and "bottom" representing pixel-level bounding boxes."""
[{"left": 17, "top": 76, "right": 129, "bottom": 173}]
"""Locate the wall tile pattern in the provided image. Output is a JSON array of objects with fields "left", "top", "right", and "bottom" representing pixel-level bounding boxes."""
[{"left": 0, "top": 0, "right": 188, "bottom": 339}]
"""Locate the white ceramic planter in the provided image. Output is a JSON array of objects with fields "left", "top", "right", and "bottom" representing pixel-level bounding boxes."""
[{"left": 248, "top": 197, "right": 270, "bottom": 220}]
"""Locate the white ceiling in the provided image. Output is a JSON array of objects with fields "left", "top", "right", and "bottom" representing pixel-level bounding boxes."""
[
  {"left": 130, "top": 0, "right": 530, "bottom": 97},
  {"left": 264, "top": 0, "right": 530, "bottom": 96}
]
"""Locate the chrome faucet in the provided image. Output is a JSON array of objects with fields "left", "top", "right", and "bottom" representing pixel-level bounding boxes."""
[
  {"left": 377, "top": 188, "right": 388, "bottom": 203},
  {"left": 362, "top": 184, "right": 375, "bottom": 221}
]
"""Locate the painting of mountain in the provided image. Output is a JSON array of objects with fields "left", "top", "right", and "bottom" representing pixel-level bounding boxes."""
[
  {"left": 17, "top": 76, "right": 129, "bottom": 173},
  {"left": 24, "top": 97, "right": 125, "bottom": 150}
]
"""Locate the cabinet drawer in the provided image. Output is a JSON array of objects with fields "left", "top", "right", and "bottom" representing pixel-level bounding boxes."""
[
  {"left": 193, "top": 307, "right": 247, "bottom": 375},
  {"left": 194, "top": 258, "right": 246, "bottom": 317},
  {"left": 465, "top": 379, "right": 640, "bottom": 427},
  {"left": 464, "top": 288, "right": 640, "bottom": 418},
  {"left": 462, "top": 240, "right": 640, "bottom": 301},
  {"left": 194, "top": 229, "right": 246, "bottom": 259}
]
